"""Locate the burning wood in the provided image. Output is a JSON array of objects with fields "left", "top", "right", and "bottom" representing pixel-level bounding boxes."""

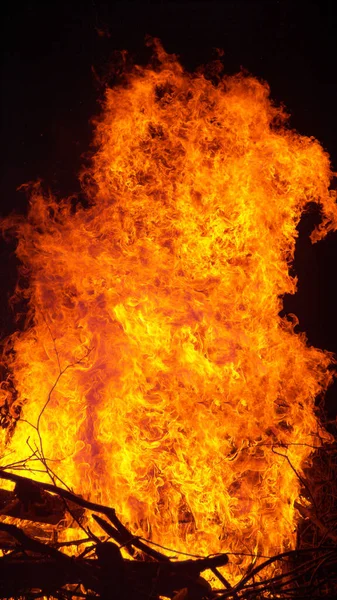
[
  {"left": 0, "top": 468, "right": 336, "bottom": 599},
  {"left": 1, "top": 38, "right": 337, "bottom": 594},
  {"left": 0, "top": 470, "right": 229, "bottom": 599}
]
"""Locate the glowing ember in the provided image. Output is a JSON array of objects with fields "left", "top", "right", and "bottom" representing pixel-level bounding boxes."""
[{"left": 1, "top": 40, "right": 337, "bottom": 579}]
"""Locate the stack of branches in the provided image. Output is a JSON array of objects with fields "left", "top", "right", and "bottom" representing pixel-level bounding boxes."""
[
  {"left": 0, "top": 470, "right": 228, "bottom": 600},
  {"left": 0, "top": 466, "right": 336, "bottom": 600}
]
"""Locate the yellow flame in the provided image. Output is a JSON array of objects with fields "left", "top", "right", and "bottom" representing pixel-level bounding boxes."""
[{"left": 1, "top": 40, "right": 337, "bottom": 580}]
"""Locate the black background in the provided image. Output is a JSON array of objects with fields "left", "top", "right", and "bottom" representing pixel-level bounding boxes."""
[{"left": 1, "top": 0, "right": 337, "bottom": 417}]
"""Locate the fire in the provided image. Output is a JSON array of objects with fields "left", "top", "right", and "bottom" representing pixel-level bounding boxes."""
[{"left": 1, "top": 40, "right": 337, "bottom": 579}]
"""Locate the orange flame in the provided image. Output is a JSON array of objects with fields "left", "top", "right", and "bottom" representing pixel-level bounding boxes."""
[{"left": 1, "top": 40, "right": 337, "bottom": 578}]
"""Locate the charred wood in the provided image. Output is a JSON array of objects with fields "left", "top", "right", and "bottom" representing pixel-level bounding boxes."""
[
  {"left": 0, "top": 525, "right": 227, "bottom": 600},
  {"left": 0, "top": 480, "right": 84, "bottom": 525}
]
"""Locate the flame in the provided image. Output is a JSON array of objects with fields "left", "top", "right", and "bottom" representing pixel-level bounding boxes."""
[{"left": 1, "top": 40, "right": 337, "bottom": 579}]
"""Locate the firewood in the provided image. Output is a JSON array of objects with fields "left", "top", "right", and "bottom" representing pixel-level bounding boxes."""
[
  {"left": 0, "top": 553, "right": 216, "bottom": 599},
  {"left": 0, "top": 524, "right": 101, "bottom": 597},
  {"left": 0, "top": 513, "right": 228, "bottom": 600},
  {"left": 1, "top": 466, "right": 336, "bottom": 599},
  {"left": 0, "top": 521, "right": 50, "bottom": 548},
  {"left": 0, "top": 470, "right": 170, "bottom": 561},
  {"left": 0, "top": 482, "right": 84, "bottom": 525},
  {"left": 92, "top": 512, "right": 168, "bottom": 561}
]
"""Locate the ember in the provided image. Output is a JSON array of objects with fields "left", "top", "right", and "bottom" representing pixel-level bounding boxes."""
[{"left": 1, "top": 39, "right": 337, "bottom": 592}]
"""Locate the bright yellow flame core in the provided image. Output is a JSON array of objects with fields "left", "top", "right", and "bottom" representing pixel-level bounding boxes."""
[{"left": 1, "top": 42, "right": 337, "bottom": 575}]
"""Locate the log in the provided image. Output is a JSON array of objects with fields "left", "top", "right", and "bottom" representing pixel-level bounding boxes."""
[
  {"left": 0, "top": 481, "right": 84, "bottom": 525},
  {"left": 0, "top": 522, "right": 50, "bottom": 548}
]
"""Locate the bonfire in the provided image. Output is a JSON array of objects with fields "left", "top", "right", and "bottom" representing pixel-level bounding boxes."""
[{"left": 0, "top": 39, "right": 337, "bottom": 599}]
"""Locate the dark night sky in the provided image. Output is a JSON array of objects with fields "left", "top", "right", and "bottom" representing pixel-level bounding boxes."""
[{"left": 1, "top": 0, "right": 337, "bottom": 416}]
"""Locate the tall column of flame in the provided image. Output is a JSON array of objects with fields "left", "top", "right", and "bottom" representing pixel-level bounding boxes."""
[{"left": 1, "top": 41, "right": 337, "bottom": 576}]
